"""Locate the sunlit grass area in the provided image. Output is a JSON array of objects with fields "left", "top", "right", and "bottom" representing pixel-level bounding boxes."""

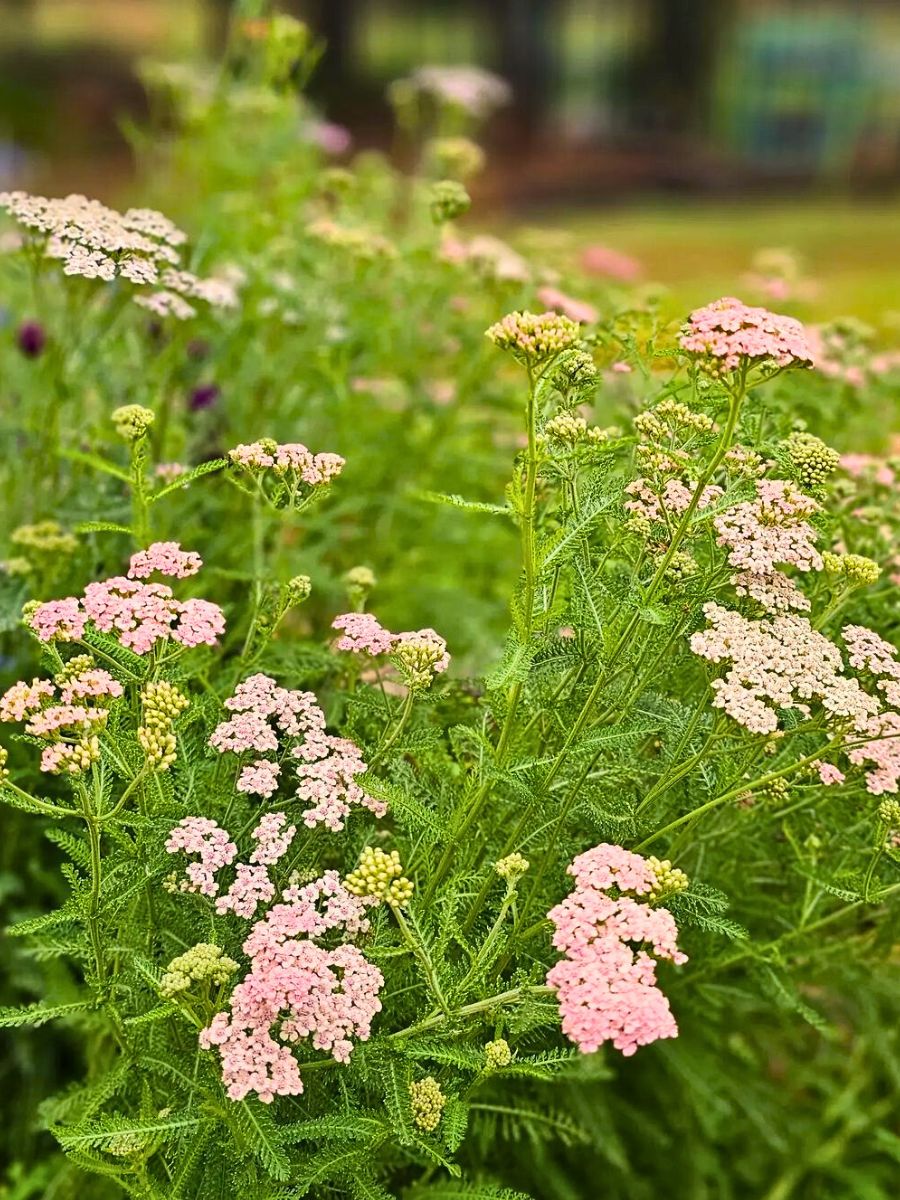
[{"left": 533, "top": 198, "right": 900, "bottom": 323}]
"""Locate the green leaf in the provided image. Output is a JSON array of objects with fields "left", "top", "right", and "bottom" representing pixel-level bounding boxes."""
[
  {"left": 62, "top": 448, "right": 131, "bottom": 482},
  {"left": 234, "top": 1098, "right": 291, "bottom": 1180},
  {"left": 150, "top": 457, "right": 228, "bottom": 502},
  {"left": 0, "top": 1000, "right": 93, "bottom": 1028},
  {"left": 414, "top": 490, "right": 511, "bottom": 517},
  {"left": 75, "top": 521, "right": 134, "bottom": 535},
  {"left": 277, "top": 1115, "right": 387, "bottom": 1145},
  {"left": 52, "top": 1111, "right": 202, "bottom": 1152},
  {"left": 406, "top": 1184, "right": 534, "bottom": 1200}
]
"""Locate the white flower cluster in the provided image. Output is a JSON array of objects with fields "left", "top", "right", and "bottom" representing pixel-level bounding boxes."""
[{"left": 0, "top": 191, "right": 240, "bottom": 320}]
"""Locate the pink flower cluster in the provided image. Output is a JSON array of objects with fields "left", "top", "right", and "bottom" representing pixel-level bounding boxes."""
[
  {"left": 0, "top": 666, "right": 122, "bottom": 773},
  {"left": 678, "top": 297, "right": 813, "bottom": 373},
  {"left": 691, "top": 603, "right": 879, "bottom": 736},
  {"left": 210, "top": 673, "right": 386, "bottom": 830},
  {"left": 165, "top": 817, "right": 238, "bottom": 897},
  {"left": 331, "top": 612, "right": 450, "bottom": 675},
  {"left": 715, "top": 481, "right": 822, "bottom": 576},
  {"left": 228, "top": 441, "right": 345, "bottom": 486},
  {"left": 580, "top": 244, "right": 642, "bottom": 283},
  {"left": 128, "top": 541, "right": 202, "bottom": 580},
  {"left": 624, "top": 478, "right": 723, "bottom": 525},
  {"left": 29, "top": 562, "right": 225, "bottom": 656},
  {"left": 546, "top": 843, "right": 686, "bottom": 1057},
  {"left": 197, "top": 868, "right": 381, "bottom": 1102},
  {"left": 535, "top": 285, "right": 598, "bottom": 325}
]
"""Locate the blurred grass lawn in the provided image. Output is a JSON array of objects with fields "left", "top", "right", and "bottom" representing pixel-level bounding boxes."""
[{"left": 528, "top": 199, "right": 900, "bottom": 324}]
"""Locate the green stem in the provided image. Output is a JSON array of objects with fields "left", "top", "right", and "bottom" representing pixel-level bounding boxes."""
[{"left": 389, "top": 903, "right": 451, "bottom": 1016}]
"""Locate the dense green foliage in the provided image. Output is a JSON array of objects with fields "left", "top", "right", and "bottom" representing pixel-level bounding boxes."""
[{"left": 1, "top": 9, "right": 900, "bottom": 1200}]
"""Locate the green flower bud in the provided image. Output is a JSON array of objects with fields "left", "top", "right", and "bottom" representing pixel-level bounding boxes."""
[
  {"left": 112, "top": 404, "right": 155, "bottom": 442},
  {"left": 429, "top": 180, "right": 471, "bottom": 224},
  {"left": 409, "top": 1076, "right": 446, "bottom": 1132}
]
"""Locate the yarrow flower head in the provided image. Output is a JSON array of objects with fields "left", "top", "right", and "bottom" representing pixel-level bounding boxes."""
[
  {"left": 210, "top": 673, "right": 386, "bottom": 831},
  {"left": 128, "top": 541, "right": 202, "bottom": 580},
  {"left": 228, "top": 439, "right": 345, "bottom": 510},
  {"left": 679, "top": 297, "right": 813, "bottom": 374},
  {"left": 484, "top": 1038, "right": 513, "bottom": 1070},
  {"left": 408, "top": 1076, "right": 446, "bottom": 1132},
  {"left": 486, "top": 311, "right": 580, "bottom": 363},
  {"left": 784, "top": 431, "right": 840, "bottom": 489},
  {"left": 344, "top": 847, "right": 414, "bottom": 907},
  {"left": 546, "top": 843, "right": 687, "bottom": 1057},
  {"left": 112, "top": 405, "right": 155, "bottom": 442},
  {"left": 161, "top": 943, "right": 238, "bottom": 999}
]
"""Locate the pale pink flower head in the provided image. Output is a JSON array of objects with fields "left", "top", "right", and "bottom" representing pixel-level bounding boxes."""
[
  {"left": 546, "top": 842, "right": 686, "bottom": 1057},
  {"left": 679, "top": 297, "right": 813, "bottom": 374},
  {"left": 28, "top": 597, "right": 86, "bottom": 643},
  {"left": 128, "top": 541, "right": 202, "bottom": 580},
  {"left": 332, "top": 612, "right": 397, "bottom": 657},
  {"left": 581, "top": 244, "right": 642, "bottom": 283},
  {"left": 536, "top": 285, "right": 597, "bottom": 326}
]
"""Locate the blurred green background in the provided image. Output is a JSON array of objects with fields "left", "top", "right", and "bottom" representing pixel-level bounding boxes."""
[{"left": 1, "top": 0, "right": 899, "bottom": 323}]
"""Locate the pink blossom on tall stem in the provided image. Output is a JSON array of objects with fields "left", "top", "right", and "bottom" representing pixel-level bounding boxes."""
[
  {"left": 546, "top": 843, "right": 686, "bottom": 1057},
  {"left": 128, "top": 541, "right": 202, "bottom": 580},
  {"left": 331, "top": 612, "right": 397, "bottom": 656},
  {"left": 28, "top": 598, "right": 87, "bottom": 642},
  {"left": 165, "top": 817, "right": 238, "bottom": 897},
  {"left": 679, "top": 297, "right": 813, "bottom": 373}
]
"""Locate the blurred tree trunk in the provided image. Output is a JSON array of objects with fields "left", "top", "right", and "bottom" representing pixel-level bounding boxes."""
[
  {"left": 638, "top": 0, "right": 731, "bottom": 134},
  {"left": 486, "top": 0, "right": 557, "bottom": 144}
]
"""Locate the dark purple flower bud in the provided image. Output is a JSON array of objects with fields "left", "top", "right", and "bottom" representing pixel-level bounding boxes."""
[
  {"left": 16, "top": 320, "right": 46, "bottom": 358},
  {"left": 189, "top": 383, "right": 221, "bottom": 411}
]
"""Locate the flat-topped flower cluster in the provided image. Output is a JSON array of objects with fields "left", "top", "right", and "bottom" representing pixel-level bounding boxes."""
[
  {"left": 0, "top": 191, "right": 238, "bottom": 318},
  {"left": 210, "top": 672, "right": 385, "bottom": 829},
  {"left": 166, "top": 813, "right": 384, "bottom": 1103},
  {"left": 546, "top": 843, "right": 687, "bottom": 1057},
  {"left": 679, "top": 296, "right": 814, "bottom": 373},
  {"left": 27, "top": 542, "right": 224, "bottom": 655}
]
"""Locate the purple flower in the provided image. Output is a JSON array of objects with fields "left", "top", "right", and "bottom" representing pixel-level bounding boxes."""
[
  {"left": 16, "top": 320, "right": 46, "bottom": 359},
  {"left": 189, "top": 383, "right": 220, "bottom": 411}
]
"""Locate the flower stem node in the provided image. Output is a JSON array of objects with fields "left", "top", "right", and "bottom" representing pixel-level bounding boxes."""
[{"left": 409, "top": 1076, "right": 446, "bottom": 1132}]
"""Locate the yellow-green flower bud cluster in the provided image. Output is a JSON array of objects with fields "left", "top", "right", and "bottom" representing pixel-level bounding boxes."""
[
  {"left": 785, "top": 431, "right": 840, "bottom": 489},
  {"left": 877, "top": 799, "right": 900, "bottom": 830},
  {"left": 409, "top": 1076, "right": 446, "bottom": 1132},
  {"left": 822, "top": 551, "right": 880, "bottom": 587},
  {"left": 634, "top": 398, "right": 715, "bottom": 444},
  {"left": 138, "top": 681, "right": 188, "bottom": 772},
  {"left": 486, "top": 311, "right": 580, "bottom": 363},
  {"left": 344, "top": 847, "right": 414, "bottom": 906},
  {"left": 393, "top": 637, "right": 446, "bottom": 691},
  {"left": 11, "top": 520, "right": 78, "bottom": 557},
  {"left": 494, "top": 852, "right": 529, "bottom": 881},
  {"left": 429, "top": 179, "right": 471, "bottom": 224},
  {"left": 662, "top": 550, "right": 698, "bottom": 582},
  {"left": 160, "top": 943, "right": 238, "bottom": 999},
  {"left": 0, "top": 746, "right": 8, "bottom": 779},
  {"left": 647, "top": 856, "right": 689, "bottom": 903},
  {"left": 484, "top": 1038, "right": 513, "bottom": 1070},
  {"left": 112, "top": 404, "right": 155, "bottom": 441},
  {"left": 426, "top": 136, "right": 485, "bottom": 180},
  {"left": 287, "top": 574, "right": 312, "bottom": 603},
  {"left": 54, "top": 654, "right": 95, "bottom": 684},
  {"left": 760, "top": 776, "right": 790, "bottom": 803},
  {"left": 551, "top": 349, "right": 598, "bottom": 393},
  {"left": 344, "top": 566, "right": 376, "bottom": 608}
]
